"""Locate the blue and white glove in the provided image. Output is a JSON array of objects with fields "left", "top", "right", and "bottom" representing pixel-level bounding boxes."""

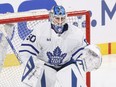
[{"left": 81, "top": 44, "right": 102, "bottom": 72}]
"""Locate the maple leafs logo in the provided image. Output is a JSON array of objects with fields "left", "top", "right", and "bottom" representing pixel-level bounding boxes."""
[{"left": 47, "top": 46, "right": 67, "bottom": 66}]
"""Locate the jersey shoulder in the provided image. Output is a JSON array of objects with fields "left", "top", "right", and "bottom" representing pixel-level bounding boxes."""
[
  {"left": 32, "top": 22, "right": 51, "bottom": 36},
  {"left": 68, "top": 24, "right": 85, "bottom": 38}
]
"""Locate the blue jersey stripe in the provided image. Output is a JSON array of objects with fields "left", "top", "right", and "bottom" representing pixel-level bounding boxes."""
[
  {"left": 72, "top": 47, "right": 84, "bottom": 58},
  {"left": 21, "top": 44, "right": 39, "bottom": 54}
]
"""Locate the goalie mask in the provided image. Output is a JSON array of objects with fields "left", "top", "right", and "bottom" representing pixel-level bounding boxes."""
[{"left": 49, "top": 5, "right": 67, "bottom": 34}]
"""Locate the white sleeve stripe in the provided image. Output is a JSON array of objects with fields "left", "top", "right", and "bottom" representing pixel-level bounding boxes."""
[{"left": 19, "top": 50, "right": 37, "bottom": 56}]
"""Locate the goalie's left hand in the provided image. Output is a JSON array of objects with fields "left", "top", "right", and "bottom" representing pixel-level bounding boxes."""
[{"left": 81, "top": 44, "right": 102, "bottom": 72}]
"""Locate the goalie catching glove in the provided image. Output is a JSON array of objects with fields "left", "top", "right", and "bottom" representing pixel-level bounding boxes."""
[{"left": 81, "top": 44, "right": 102, "bottom": 72}]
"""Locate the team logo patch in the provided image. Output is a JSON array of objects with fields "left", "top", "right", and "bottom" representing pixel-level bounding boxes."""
[
  {"left": 47, "top": 46, "right": 67, "bottom": 66},
  {"left": 46, "top": 38, "right": 51, "bottom": 41}
]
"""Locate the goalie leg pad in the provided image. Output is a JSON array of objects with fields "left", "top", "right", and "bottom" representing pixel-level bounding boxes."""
[
  {"left": 21, "top": 56, "right": 57, "bottom": 87},
  {"left": 56, "top": 64, "right": 87, "bottom": 87},
  {"left": 35, "top": 65, "right": 57, "bottom": 87},
  {"left": 21, "top": 56, "right": 44, "bottom": 87}
]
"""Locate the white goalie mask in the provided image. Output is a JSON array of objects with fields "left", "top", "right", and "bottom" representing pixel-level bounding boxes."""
[{"left": 49, "top": 5, "right": 67, "bottom": 34}]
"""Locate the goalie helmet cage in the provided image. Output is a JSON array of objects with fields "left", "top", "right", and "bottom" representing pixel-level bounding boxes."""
[{"left": 0, "top": 10, "right": 90, "bottom": 87}]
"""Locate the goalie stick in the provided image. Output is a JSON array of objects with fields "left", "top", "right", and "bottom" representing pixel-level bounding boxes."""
[{"left": 0, "top": 24, "right": 22, "bottom": 64}]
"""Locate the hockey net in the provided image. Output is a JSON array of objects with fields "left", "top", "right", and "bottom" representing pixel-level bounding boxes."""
[{"left": 0, "top": 10, "right": 90, "bottom": 87}]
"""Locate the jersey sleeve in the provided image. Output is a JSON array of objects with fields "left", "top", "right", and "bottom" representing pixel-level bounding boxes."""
[
  {"left": 72, "top": 29, "right": 89, "bottom": 60},
  {"left": 19, "top": 29, "right": 41, "bottom": 64}
]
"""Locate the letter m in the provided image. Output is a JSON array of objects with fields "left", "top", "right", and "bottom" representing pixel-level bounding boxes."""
[{"left": 102, "top": 0, "right": 116, "bottom": 25}]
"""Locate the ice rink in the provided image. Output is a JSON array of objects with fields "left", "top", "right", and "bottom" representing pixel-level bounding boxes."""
[
  {"left": 91, "top": 54, "right": 116, "bottom": 87},
  {"left": 0, "top": 54, "right": 116, "bottom": 87}
]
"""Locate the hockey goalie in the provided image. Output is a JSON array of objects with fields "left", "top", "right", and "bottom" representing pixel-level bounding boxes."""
[
  {"left": 19, "top": 5, "right": 102, "bottom": 87},
  {"left": 0, "top": 24, "right": 14, "bottom": 72}
]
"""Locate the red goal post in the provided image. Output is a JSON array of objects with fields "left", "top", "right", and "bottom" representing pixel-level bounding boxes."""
[{"left": 0, "top": 10, "right": 90, "bottom": 87}]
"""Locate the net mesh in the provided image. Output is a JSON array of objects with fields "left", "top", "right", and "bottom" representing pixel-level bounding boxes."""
[{"left": 0, "top": 10, "right": 90, "bottom": 87}]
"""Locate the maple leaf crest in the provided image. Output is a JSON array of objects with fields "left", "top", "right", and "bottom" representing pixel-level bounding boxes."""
[{"left": 47, "top": 46, "right": 67, "bottom": 66}]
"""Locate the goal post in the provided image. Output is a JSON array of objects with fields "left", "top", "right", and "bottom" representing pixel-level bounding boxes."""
[{"left": 0, "top": 10, "right": 90, "bottom": 87}]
